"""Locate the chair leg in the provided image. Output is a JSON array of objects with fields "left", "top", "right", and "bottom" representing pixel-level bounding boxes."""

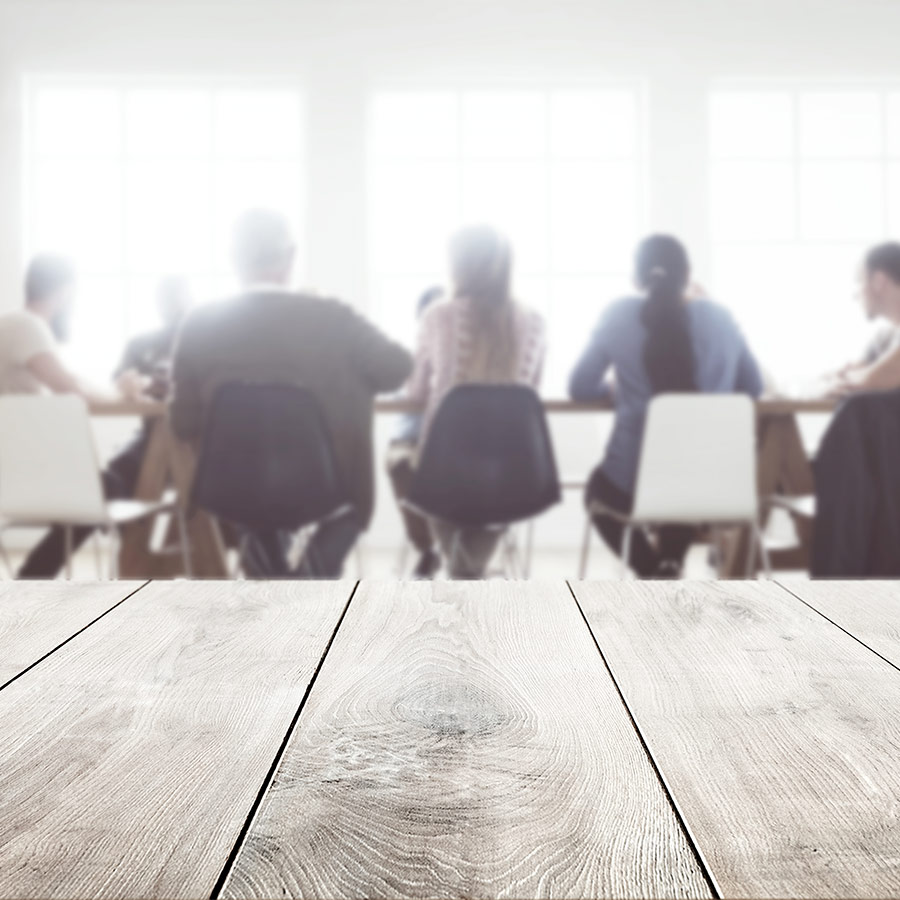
[
  {"left": 92, "top": 531, "right": 104, "bottom": 579},
  {"left": 0, "top": 532, "right": 12, "bottom": 578},
  {"left": 64, "top": 526, "right": 73, "bottom": 580},
  {"left": 578, "top": 515, "right": 592, "bottom": 580},
  {"left": 395, "top": 541, "right": 410, "bottom": 577},
  {"left": 109, "top": 527, "right": 120, "bottom": 581},
  {"left": 501, "top": 529, "right": 518, "bottom": 579},
  {"left": 448, "top": 530, "right": 461, "bottom": 578},
  {"left": 524, "top": 520, "right": 535, "bottom": 578},
  {"left": 621, "top": 525, "right": 634, "bottom": 579},
  {"left": 754, "top": 522, "right": 772, "bottom": 580},
  {"left": 176, "top": 508, "right": 193, "bottom": 579}
]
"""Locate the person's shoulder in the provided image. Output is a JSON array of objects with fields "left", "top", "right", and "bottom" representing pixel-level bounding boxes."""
[
  {"left": 597, "top": 295, "right": 643, "bottom": 330},
  {"left": 0, "top": 309, "right": 54, "bottom": 343},
  {"left": 690, "top": 297, "right": 740, "bottom": 330},
  {"left": 0, "top": 309, "right": 44, "bottom": 330}
]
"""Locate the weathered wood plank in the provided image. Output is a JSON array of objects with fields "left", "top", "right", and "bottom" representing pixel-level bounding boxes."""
[
  {"left": 221, "top": 580, "right": 713, "bottom": 899},
  {"left": 0, "top": 580, "right": 145, "bottom": 685},
  {"left": 0, "top": 580, "right": 353, "bottom": 899},
  {"left": 573, "top": 580, "right": 900, "bottom": 899},
  {"left": 778, "top": 580, "right": 900, "bottom": 669}
]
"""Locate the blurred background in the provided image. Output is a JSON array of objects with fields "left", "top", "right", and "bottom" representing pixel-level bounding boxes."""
[{"left": 0, "top": 0, "right": 893, "bottom": 570}]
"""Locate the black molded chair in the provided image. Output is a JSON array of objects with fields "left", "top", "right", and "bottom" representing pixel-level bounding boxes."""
[
  {"left": 405, "top": 384, "right": 561, "bottom": 575},
  {"left": 191, "top": 382, "right": 352, "bottom": 572}
]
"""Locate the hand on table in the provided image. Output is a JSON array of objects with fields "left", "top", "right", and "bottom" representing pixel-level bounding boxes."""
[{"left": 116, "top": 368, "right": 153, "bottom": 401}]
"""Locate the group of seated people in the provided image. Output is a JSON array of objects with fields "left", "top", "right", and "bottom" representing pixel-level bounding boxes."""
[{"left": 5, "top": 208, "right": 900, "bottom": 581}]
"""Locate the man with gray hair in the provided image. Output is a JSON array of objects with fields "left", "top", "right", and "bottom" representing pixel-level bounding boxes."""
[{"left": 170, "top": 208, "right": 413, "bottom": 577}]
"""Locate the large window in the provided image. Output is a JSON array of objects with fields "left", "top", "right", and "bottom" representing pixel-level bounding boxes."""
[
  {"left": 709, "top": 86, "right": 900, "bottom": 388},
  {"left": 368, "top": 88, "right": 647, "bottom": 392},
  {"left": 24, "top": 79, "right": 304, "bottom": 378}
]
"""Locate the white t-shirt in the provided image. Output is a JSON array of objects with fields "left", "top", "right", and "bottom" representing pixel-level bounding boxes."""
[{"left": 0, "top": 310, "right": 58, "bottom": 394}]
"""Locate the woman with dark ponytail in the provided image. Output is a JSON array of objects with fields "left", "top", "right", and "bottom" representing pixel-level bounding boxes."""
[{"left": 570, "top": 234, "right": 763, "bottom": 578}]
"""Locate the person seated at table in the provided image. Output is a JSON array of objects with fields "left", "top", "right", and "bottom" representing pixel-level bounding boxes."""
[
  {"left": 170, "top": 208, "right": 412, "bottom": 578},
  {"left": 406, "top": 224, "right": 546, "bottom": 579},
  {"left": 99, "top": 276, "right": 196, "bottom": 503},
  {"left": 116, "top": 275, "right": 192, "bottom": 393},
  {"left": 0, "top": 255, "right": 149, "bottom": 578},
  {"left": 569, "top": 234, "right": 763, "bottom": 579},
  {"left": 830, "top": 243, "right": 900, "bottom": 396},
  {"left": 385, "top": 285, "right": 444, "bottom": 579}
]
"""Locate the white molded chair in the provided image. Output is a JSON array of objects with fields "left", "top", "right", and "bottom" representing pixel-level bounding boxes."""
[
  {"left": 585, "top": 394, "right": 770, "bottom": 579},
  {"left": 0, "top": 394, "right": 191, "bottom": 579}
]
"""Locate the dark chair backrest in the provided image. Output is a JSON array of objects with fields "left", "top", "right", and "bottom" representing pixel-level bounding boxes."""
[
  {"left": 191, "top": 382, "right": 350, "bottom": 532},
  {"left": 407, "top": 384, "right": 561, "bottom": 527}
]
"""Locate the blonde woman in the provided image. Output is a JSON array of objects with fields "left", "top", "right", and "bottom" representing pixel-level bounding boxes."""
[{"left": 406, "top": 224, "right": 546, "bottom": 578}]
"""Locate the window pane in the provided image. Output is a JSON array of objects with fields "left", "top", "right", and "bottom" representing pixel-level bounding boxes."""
[
  {"left": 33, "top": 160, "right": 123, "bottom": 268},
  {"left": 550, "top": 91, "right": 637, "bottom": 158},
  {"left": 713, "top": 243, "right": 867, "bottom": 386},
  {"left": 372, "top": 275, "right": 445, "bottom": 345},
  {"left": 799, "top": 162, "right": 883, "bottom": 241},
  {"left": 710, "top": 91, "right": 793, "bottom": 159},
  {"left": 34, "top": 88, "right": 121, "bottom": 158},
  {"left": 461, "top": 92, "right": 546, "bottom": 159},
  {"left": 371, "top": 92, "right": 457, "bottom": 158},
  {"left": 126, "top": 90, "right": 211, "bottom": 158},
  {"left": 213, "top": 161, "right": 303, "bottom": 271},
  {"left": 462, "top": 161, "right": 548, "bottom": 271},
  {"left": 62, "top": 276, "right": 127, "bottom": 381},
  {"left": 886, "top": 93, "right": 900, "bottom": 156},
  {"left": 550, "top": 161, "right": 640, "bottom": 272},
  {"left": 544, "top": 274, "right": 631, "bottom": 395},
  {"left": 125, "top": 161, "right": 212, "bottom": 271},
  {"left": 710, "top": 161, "right": 795, "bottom": 241},
  {"left": 370, "top": 161, "right": 458, "bottom": 274},
  {"left": 214, "top": 90, "right": 302, "bottom": 158},
  {"left": 799, "top": 92, "right": 882, "bottom": 159},
  {"left": 886, "top": 163, "right": 900, "bottom": 235}
]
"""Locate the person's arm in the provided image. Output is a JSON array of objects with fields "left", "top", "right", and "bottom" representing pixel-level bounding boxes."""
[
  {"left": 405, "top": 311, "right": 434, "bottom": 405},
  {"left": 833, "top": 343, "right": 900, "bottom": 395},
  {"left": 168, "top": 313, "right": 204, "bottom": 440},
  {"left": 345, "top": 305, "right": 413, "bottom": 394},
  {"left": 26, "top": 351, "right": 130, "bottom": 407},
  {"left": 568, "top": 311, "right": 614, "bottom": 401}
]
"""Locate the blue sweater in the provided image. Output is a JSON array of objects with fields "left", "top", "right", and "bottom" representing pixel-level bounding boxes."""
[{"left": 569, "top": 296, "right": 764, "bottom": 493}]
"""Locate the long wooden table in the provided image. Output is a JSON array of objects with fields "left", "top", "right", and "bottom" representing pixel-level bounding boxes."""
[
  {"left": 0, "top": 578, "right": 897, "bottom": 898},
  {"left": 96, "top": 397, "right": 833, "bottom": 579}
]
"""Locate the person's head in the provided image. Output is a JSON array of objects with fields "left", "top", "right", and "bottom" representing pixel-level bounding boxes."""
[
  {"left": 24, "top": 254, "right": 76, "bottom": 341},
  {"left": 634, "top": 234, "right": 696, "bottom": 395},
  {"left": 231, "top": 209, "right": 296, "bottom": 287},
  {"left": 416, "top": 285, "right": 444, "bottom": 319},
  {"left": 449, "top": 224, "right": 512, "bottom": 311},
  {"left": 448, "top": 225, "right": 517, "bottom": 382},
  {"left": 861, "top": 243, "right": 900, "bottom": 322},
  {"left": 156, "top": 276, "right": 192, "bottom": 330}
]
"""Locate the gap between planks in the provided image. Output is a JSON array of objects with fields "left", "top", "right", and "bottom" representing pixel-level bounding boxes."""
[
  {"left": 0, "top": 579, "right": 151, "bottom": 693},
  {"left": 210, "top": 579, "right": 361, "bottom": 900},
  {"left": 565, "top": 579, "right": 722, "bottom": 900},
  {"left": 774, "top": 579, "right": 900, "bottom": 676}
]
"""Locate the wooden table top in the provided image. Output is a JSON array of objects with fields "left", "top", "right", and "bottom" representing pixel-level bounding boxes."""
[
  {"left": 0, "top": 579, "right": 897, "bottom": 899},
  {"left": 92, "top": 396, "right": 837, "bottom": 417}
]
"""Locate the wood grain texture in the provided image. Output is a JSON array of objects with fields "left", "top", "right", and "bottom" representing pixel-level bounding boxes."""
[
  {"left": 0, "top": 580, "right": 144, "bottom": 684},
  {"left": 573, "top": 580, "right": 900, "bottom": 899},
  {"left": 778, "top": 580, "right": 900, "bottom": 669},
  {"left": 0, "top": 580, "right": 353, "bottom": 899},
  {"left": 221, "top": 580, "right": 712, "bottom": 900}
]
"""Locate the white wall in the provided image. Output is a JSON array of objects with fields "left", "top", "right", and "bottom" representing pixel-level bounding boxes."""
[{"left": 0, "top": 0, "right": 897, "bottom": 551}]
